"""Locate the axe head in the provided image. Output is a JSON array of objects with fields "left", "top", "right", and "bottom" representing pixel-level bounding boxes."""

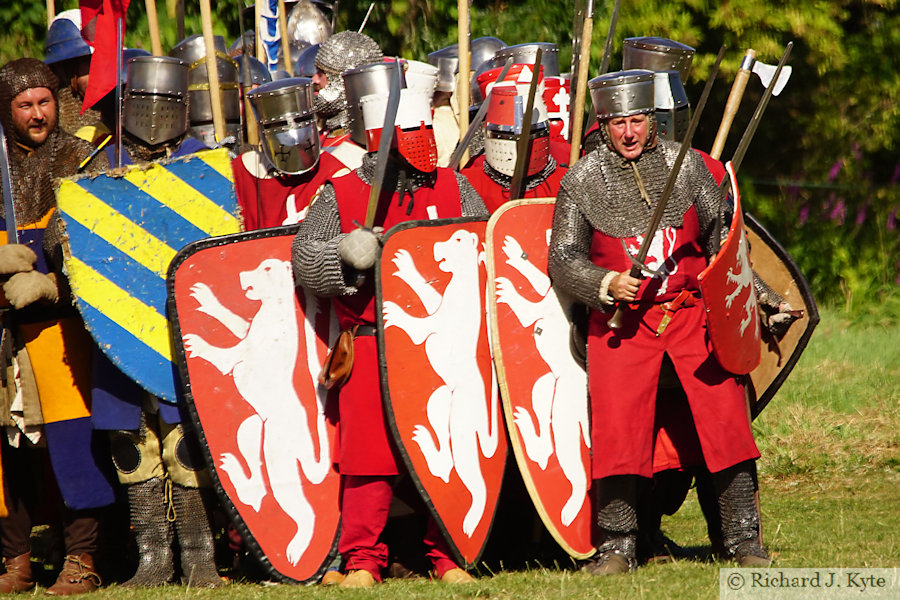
[{"left": 751, "top": 60, "right": 792, "bottom": 96}]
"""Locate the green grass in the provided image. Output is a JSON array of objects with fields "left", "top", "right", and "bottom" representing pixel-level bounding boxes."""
[{"left": 30, "top": 309, "right": 900, "bottom": 599}]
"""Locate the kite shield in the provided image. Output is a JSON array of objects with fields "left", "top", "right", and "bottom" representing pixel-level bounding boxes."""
[
  {"left": 168, "top": 225, "right": 340, "bottom": 583},
  {"left": 744, "top": 214, "right": 819, "bottom": 417},
  {"left": 698, "top": 162, "right": 762, "bottom": 375},
  {"left": 57, "top": 148, "right": 242, "bottom": 402},
  {"left": 485, "top": 198, "right": 594, "bottom": 559},
  {"left": 377, "top": 218, "right": 507, "bottom": 568}
]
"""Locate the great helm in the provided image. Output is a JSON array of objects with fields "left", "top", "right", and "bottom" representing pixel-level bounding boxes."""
[
  {"left": 480, "top": 65, "right": 551, "bottom": 178},
  {"left": 123, "top": 56, "right": 189, "bottom": 145},
  {"left": 45, "top": 9, "right": 92, "bottom": 65},
  {"left": 651, "top": 70, "right": 690, "bottom": 141},
  {"left": 426, "top": 47, "right": 459, "bottom": 93},
  {"left": 360, "top": 88, "right": 437, "bottom": 173},
  {"left": 622, "top": 37, "right": 695, "bottom": 84},
  {"left": 248, "top": 77, "right": 320, "bottom": 175},
  {"left": 343, "top": 61, "right": 408, "bottom": 146},
  {"left": 588, "top": 69, "right": 655, "bottom": 120},
  {"left": 491, "top": 43, "right": 560, "bottom": 77},
  {"left": 169, "top": 34, "right": 241, "bottom": 145}
]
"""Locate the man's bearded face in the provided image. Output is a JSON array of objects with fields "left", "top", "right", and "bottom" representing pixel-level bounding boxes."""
[{"left": 10, "top": 86, "right": 57, "bottom": 147}]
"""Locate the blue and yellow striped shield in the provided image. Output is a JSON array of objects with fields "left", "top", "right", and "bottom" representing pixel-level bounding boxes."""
[{"left": 57, "top": 148, "right": 242, "bottom": 402}]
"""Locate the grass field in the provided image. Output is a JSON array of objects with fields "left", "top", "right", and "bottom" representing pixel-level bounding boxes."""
[{"left": 27, "top": 308, "right": 900, "bottom": 599}]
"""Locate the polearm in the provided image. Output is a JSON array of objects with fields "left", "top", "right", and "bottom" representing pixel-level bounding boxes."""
[
  {"left": 200, "top": 0, "right": 227, "bottom": 144},
  {"left": 144, "top": 0, "right": 163, "bottom": 56},
  {"left": 509, "top": 50, "right": 543, "bottom": 201},
  {"left": 46, "top": 0, "right": 55, "bottom": 28},
  {"left": 363, "top": 60, "right": 403, "bottom": 229},
  {"left": 607, "top": 46, "right": 726, "bottom": 330},
  {"left": 0, "top": 123, "right": 18, "bottom": 244},
  {"left": 567, "top": 0, "right": 585, "bottom": 142},
  {"left": 724, "top": 42, "right": 793, "bottom": 177},
  {"left": 567, "top": 0, "right": 593, "bottom": 165},
  {"left": 238, "top": 1, "right": 259, "bottom": 147},
  {"left": 114, "top": 17, "right": 123, "bottom": 168},
  {"left": 577, "top": 0, "right": 620, "bottom": 151},
  {"left": 177, "top": 0, "right": 185, "bottom": 43},
  {"left": 710, "top": 45, "right": 793, "bottom": 161},
  {"left": 447, "top": 57, "right": 514, "bottom": 171},
  {"left": 456, "top": 0, "right": 471, "bottom": 167},
  {"left": 713, "top": 43, "right": 792, "bottom": 249},
  {"left": 277, "top": 0, "right": 294, "bottom": 76}
]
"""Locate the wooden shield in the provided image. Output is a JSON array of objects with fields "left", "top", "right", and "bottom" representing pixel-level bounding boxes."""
[
  {"left": 744, "top": 214, "right": 819, "bottom": 418},
  {"left": 698, "top": 163, "right": 762, "bottom": 375},
  {"left": 485, "top": 199, "right": 594, "bottom": 559},
  {"left": 377, "top": 218, "right": 507, "bottom": 567},
  {"left": 168, "top": 226, "right": 340, "bottom": 583},
  {"left": 57, "top": 148, "right": 242, "bottom": 402}
]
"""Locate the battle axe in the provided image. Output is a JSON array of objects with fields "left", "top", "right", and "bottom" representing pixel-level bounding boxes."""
[{"left": 710, "top": 48, "right": 792, "bottom": 160}]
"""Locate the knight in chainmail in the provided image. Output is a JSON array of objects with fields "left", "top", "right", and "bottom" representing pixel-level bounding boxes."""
[
  {"left": 292, "top": 87, "right": 485, "bottom": 588},
  {"left": 312, "top": 31, "right": 382, "bottom": 143},
  {"left": 85, "top": 55, "right": 220, "bottom": 588},
  {"left": 0, "top": 57, "right": 112, "bottom": 596},
  {"left": 460, "top": 63, "right": 569, "bottom": 213},
  {"left": 548, "top": 70, "right": 792, "bottom": 574}
]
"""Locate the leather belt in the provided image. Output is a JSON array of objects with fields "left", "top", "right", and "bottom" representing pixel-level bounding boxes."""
[
  {"left": 654, "top": 290, "right": 698, "bottom": 336},
  {"left": 355, "top": 325, "right": 377, "bottom": 337}
]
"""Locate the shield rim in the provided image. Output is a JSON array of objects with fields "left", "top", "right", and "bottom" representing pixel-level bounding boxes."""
[
  {"left": 485, "top": 197, "right": 595, "bottom": 560},
  {"left": 166, "top": 224, "right": 339, "bottom": 585},
  {"left": 744, "top": 213, "right": 820, "bottom": 419},
  {"left": 375, "top": 216, "right": 504, "bottom": 569}
]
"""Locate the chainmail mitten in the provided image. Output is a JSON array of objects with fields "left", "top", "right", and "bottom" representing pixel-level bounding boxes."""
[
  {"left": 714, "top": 460, "right": 767, "bottom": 560},
  {"left": 172, "top": 484, "right": 222, "bottom": 588},
  {"left": 123, "top": 478, "right": 175, "bottom": 587},
  {"left": 3, "top": 271, "right": 59, "bottom": 308},
  {"left": 338, "top": 227, "right": 381, "bottom": 270}
]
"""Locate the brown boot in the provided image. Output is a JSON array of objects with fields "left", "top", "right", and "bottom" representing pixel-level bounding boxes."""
[
  {"left": 0, "top": 553, "right": 34, "bottom": 593},
  {"left": 45, "top": 553, "right": 101, "bottom": 596}
]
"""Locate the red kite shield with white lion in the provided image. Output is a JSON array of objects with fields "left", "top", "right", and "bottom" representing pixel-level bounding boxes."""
[
  {"left": 485, "top": 199, "right": 594, "bottom": 559},
  {"left": 168, "top": 226, "right": 340, "bottom": 583},
  {"left": 376, "top": 218, "right": 507, "bottom": 567},
  {"left": 698, "top": 162, "right": 762, "bottom": 374}
]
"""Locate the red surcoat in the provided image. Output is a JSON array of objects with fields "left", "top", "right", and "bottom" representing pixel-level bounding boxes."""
[
  {"left": 587, "top": 205, "right": 759, "bottom": 478},
  {"left": 232, "top": 151, "right": 346, "bottom": 230},
  {"left": 330, "top": 169, "right": 463, "bottom": 475},
  {"left": 460, "top": 155, "right": 567, "bottom": 214}
]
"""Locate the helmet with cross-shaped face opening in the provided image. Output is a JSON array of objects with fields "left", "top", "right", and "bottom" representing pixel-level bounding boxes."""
[{"left": 247, "top": 77, "right": 321, "bottom": 174}]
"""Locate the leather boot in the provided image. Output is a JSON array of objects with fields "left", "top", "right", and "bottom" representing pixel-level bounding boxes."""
[
  {"left": 172, "top": 484, "right": 222, "bottom": 588},
  {"left": 123, "top": 478, "right": 175, "bottom": 587},
  {"left": 45, "top": 553, "right": 101, "bottom": 595},
  {"left": 714, "top": 460, "right": 770, "bottom": 566},
  {"left": 0, "top": 552, "right": 34, "bottom": 593}
]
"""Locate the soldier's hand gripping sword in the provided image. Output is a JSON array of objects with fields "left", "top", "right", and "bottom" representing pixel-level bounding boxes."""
[{"left": 607, "top": 46, "right": 726, "bottom": 330}]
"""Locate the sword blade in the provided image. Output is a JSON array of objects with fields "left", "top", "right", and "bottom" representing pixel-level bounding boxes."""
[
  {"left": 0, "top": 123, "right": 17, "bottom": 243},
  {"left": 364, "top": 60, "right": 403, "bottom": 228},
  {"left": 447, "top": 57, "right": 514, "bottom": 171}
]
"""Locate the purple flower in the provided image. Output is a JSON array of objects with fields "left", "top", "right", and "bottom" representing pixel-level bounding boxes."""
[
  {"left": 799, "top": 204, "right": 810, "bottom": 225},
  {"left": 830, "top": 199, "right": 846, "bottom": 225},
  {"left": 828, "top": 160, "right": 843, "bottom": 182},
  {"left": 888, "top": 208, "right": 897, "bottom": 231},
  {"left": 856, "top": 205, "right": 866, "bottom": 226}
]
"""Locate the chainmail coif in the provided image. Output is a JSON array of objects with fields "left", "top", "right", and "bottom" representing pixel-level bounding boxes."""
[{"left": 313, "top": 31, "right": 383, "bottom": 131}]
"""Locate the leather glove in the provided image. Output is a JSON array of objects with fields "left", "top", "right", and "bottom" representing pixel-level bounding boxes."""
[
  {"left": 3, "top": 271, "right": 59, "bottom": 309},
  {"left": 0, "top": 244, "right": 37, "bottom": 275},
  {"left": 338, "top": 227, "right": 384, "bottom": 271}
]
